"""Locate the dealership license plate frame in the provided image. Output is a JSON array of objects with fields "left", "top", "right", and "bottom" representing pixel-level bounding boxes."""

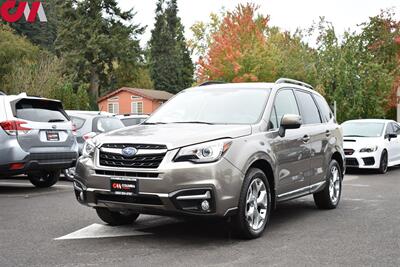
[
  {"left": 46, "top": 131, "right": 60, "bottom": 141},
  {"left": 110, "top": 177, "right": 139, "bottom": 196}
]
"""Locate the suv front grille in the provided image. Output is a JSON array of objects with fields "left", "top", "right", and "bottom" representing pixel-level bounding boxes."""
[{"left": 99, "top": 144, "right": 167, "bottom": 169}]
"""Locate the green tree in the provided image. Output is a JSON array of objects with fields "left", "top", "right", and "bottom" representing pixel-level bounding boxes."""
[
  {"left": 56, "top": 0, "right": 144, "bottom": 99},
  {"left": 149, "top": 0, "right": 194, "bottom": 93},
  {"left": 0, "top": 24, "right": 40, "bottom": 93}
]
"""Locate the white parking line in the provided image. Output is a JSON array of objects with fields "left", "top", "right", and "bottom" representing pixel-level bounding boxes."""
[{"left": 54, "top": 223, "right": 151, "bottom": 240}]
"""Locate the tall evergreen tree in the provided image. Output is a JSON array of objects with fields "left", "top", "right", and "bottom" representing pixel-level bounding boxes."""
[
  {"left": 55, "top": 0, "right": 144, "bottom": 99},
  {"left": 149, "top": 0, "right": 194, "bottom": 93}
]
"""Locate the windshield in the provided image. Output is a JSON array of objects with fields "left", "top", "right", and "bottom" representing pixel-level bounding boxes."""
[
  {"left": 342, "top": 122, "right": 385, "bottom": 137},
  {"left": 147, "top": 88, "right": 270, "bottom": 124},
  {"left": 95, "top": 117, "right": 124, "bottom": 133}
]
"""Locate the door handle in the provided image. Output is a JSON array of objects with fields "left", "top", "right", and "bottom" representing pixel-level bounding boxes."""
[
  {"left": 302, "top": 135, "right": 310, "bottom": 143},
  {"left": 325, "top": 130, "right": 331, "bottom": 137}
]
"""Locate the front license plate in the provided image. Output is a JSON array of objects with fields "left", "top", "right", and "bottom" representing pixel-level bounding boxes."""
[
  {"left": 46, "top": 131, "right": 59, "bottom": 141},
  {"left": 110, "top": 178, "right": 138, "bottom": 196}
]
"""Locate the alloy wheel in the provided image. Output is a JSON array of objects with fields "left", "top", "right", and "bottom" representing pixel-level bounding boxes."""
[
  {"left": 245, "top": 178, "right": 268, "bottom": 231},
  {"left": 329, "top": 166, "right": 341, "bottom": 204}
]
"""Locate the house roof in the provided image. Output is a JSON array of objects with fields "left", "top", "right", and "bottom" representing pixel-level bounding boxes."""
[{"left": 98, "top": 87, "right": 174, "bottom": 103}]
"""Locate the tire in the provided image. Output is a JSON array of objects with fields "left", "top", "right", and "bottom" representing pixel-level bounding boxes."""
[
  {"left": 313, "top": 160, "right": 342, "bottom": 209},
  {"left": 62, "top": 167, "right": 75, "bottom": 181},
  {"left": 95, "top": 208, "right": 140, "bottom": 226},
  {"left": 378, "top": 150, "right": 388, "bottom": 174},
  {"left": 28, "top": 170, "right": 60, "bottom": 188},
  {"left": 232, "top": 168, "right": 272, "bottom": 239}
]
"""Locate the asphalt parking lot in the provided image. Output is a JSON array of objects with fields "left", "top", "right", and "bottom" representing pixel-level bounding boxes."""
[{"left": 1, "top": 169, "right": 400, "bottom": 267}]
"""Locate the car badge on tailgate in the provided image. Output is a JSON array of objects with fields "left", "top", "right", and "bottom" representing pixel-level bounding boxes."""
[{"left": 122, "top": 147, "right": 138, "bottom": 157}]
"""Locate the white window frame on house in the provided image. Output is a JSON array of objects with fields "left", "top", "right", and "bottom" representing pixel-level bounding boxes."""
[
  {"left": 109, "top": 96, "right": 119, "bottom": 102},
  {"left": 131, "top": 101, "right": 144, "bottom": 114},
  {"left": 131, "top": 95, "right": 143, "bottom": 100},
  {"left": 108, "top": 102, "right": 119, "bottom": 114}
]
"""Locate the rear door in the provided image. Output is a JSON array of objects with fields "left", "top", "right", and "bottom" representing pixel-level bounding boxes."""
[
  {"left": 12, "top": 98, "right": 75, "bottom": 152},
  {"left": 293, "top": 90, "right": 327, "bottom": 188},
  {"left": 269, "top": 89, "right": 311, "bottom": 197}
]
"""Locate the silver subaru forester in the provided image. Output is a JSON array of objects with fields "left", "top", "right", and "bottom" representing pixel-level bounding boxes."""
[{"left": 74, "top": 79, "right": 345, "bottom": 239}]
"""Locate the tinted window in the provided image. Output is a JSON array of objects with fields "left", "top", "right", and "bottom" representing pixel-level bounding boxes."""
[
  {"left": 273, "top": 90, "right": 300, "bottom": 129},
  {"left": 147, "top": 89, "right": 270, "bottom": 124},
  {"left": 94, "top": 117, "right": 124, "bottom": 133},
  {"left": 314, "top": 95, "right": 333, "bottom": 122},
  {"left": 15, "top": 99, "right": 68, "bottom": 123},
  {"left": 294, "top": 91, "right": 321, "bottom": 124},
  {"left": 386, "top": 123, "right": 395, "bottom": 135},
  {"left": 393, "top": 123, "right": 400, "bottom": 135},
  {"left": 70, "top": 116, "right": 86, "bottom": 130},
  {"left": 121, "top": 118, "right": 146, "bottom": 127},
  {"left": 342, "top": 122, "right": 385, "bottom": 137}
]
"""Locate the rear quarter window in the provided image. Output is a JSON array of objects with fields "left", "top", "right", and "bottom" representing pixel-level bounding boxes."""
[
  {"left": 314, "top": 95, "right": 333, "bottom": 123},
  {"left": 70, "top": 116, "right": 86, "bottom": 130},
  {"left": 14, "top": 99, "right": 68, "bottom": 123}
]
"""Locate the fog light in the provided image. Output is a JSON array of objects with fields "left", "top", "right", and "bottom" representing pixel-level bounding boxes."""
[{"left": 201, "top": 200, "right": 210, "bottom": 211}]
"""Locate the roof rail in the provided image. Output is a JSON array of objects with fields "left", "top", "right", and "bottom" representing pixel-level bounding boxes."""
[
  {"left": 275, "top": 78, "right": 314, "bottom": 90},
  {"left": 198, "top": 81, "right": 226, "bottom": 87},
  {"left": 0, "top": 90, "right": 6, "bottom": 96}
]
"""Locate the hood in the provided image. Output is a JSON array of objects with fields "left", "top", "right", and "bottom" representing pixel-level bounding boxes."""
[
  {"left": 343, "top": 137, "right": 382, "bottom": 150},
  {"left": 95, "top": 123, "right": 252, "bottom": 149}
]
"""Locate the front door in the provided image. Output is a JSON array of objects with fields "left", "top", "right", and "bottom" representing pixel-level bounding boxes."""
[{"left": 269, "top": 89, "right": 311, "bottom": 198}]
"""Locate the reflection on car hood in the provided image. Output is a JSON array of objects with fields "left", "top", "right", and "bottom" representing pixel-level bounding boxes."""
[{"left": 96, "top": 124, "right": 252, "bottom": 149}]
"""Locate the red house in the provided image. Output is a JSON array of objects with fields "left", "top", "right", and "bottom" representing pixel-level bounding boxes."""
[{"left": 97, "top": 87, "right": 174, "bottom": 115}]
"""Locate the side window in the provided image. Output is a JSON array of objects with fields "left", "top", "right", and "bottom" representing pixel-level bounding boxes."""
[
  {"left": 394, "top": 123, "right": 400, "bottom": 135},
  {"left": 294, "top": 91, "right": 322, "bottom": 125},
  {"left": 70, "top": 116, "right": 85, "bottom": 130},
  {"left": 386, "top": 123, "right": 395, "bottom": 135},
  {"left": 273, "top": 89, "right": 300, "bottom": 129},
  {"left": 314, "top": 95, "right": 333, "bottom": 123}
]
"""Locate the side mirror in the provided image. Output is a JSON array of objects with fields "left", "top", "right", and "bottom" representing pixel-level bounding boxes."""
[
  {"left": 278, "top": 114, "right": 302, "bottom": 137},
  {"left": 387, "top": 133, "right": 397, "bottom": 141}
]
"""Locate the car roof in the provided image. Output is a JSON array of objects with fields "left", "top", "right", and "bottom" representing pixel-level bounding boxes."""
[
  {"left": 343, "top": 119, "right": 394, "bottom": 124},
  {"left": 185, "top": 82, "right": 322, "bottom": 97},
  {"left": 66, "top": 110, "right": 115, "bottom": 117},
  {"left": 118, "top": 115, "right": 149, "bottom": 119}
]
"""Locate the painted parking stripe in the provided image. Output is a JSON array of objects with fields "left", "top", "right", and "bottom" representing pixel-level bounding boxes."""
[{"left": 54, "top": 223, "right": 151, "bottom": 240}]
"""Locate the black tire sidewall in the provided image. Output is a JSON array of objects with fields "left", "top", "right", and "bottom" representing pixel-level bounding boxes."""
[
  {"left": 379, "top": 150, "right": 388, "bottom": 174},
  {"left": 235, "top": 168, "right": 272, "bottom": 239},
  {"left": 29, "top": 170, "right": 60, "bottom": 188}
]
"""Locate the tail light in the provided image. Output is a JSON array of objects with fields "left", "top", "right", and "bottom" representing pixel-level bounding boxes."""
[
  {"left": 0, "top": 120, "right": 32, "bottom": 136},
  {"left": 71, "top": 122, "right": 77, "bottom": 136},
  {"left": 83, "top": 132, "right": 97, "bottom": 141}
]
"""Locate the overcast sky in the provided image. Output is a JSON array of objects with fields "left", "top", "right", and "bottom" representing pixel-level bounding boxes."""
[{"left": 118, "top": 0, "right": 400, "bottom": 46}]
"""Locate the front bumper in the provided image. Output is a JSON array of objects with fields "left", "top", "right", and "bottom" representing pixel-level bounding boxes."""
[
  {"left": 73, "top": 149, "right": 244, "bottom": 217},
  {"left": 345, "top": 150, "right": 381, "bottom": 169}
]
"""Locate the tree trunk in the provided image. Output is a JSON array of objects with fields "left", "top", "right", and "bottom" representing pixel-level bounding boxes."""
[
  {"left": 397, "top": 86, "right": 400, "bottom": 123},
  {"left": 89, "top": 67, "right": 100, "bottom": 99}
]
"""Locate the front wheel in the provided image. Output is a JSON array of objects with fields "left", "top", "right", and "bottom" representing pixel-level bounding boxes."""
[
  {"left": 29, "top": 170, "right": 60, "bottom": 188},
  {"left": 313, "top": 160, "right": 342, "bottom": 209},
  {"left": 378, "top": 150, "right": 388, "bottom": 174},
  {"left": 232, "top": 168, "right": 271, "bottom": 239},
  {"left": 96, "top": 208, "right": 140, "bottom": 226}
]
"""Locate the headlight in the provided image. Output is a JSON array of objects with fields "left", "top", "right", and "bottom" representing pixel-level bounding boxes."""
[
  {"left": 359, "top": 146, "right": 378, "bottom": 153},
  {"left": 82, "top": 139, "right": 96, "bottom": 158},
  {"left": 174, "top": 139, "right": 232, "bottom": 163}
]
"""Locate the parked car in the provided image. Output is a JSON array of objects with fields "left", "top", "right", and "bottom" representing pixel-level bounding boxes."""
[
  {"left": 342, "top": 119, "right": 400, "bottom": 173},
  {"left": 0, "top": 93, "right": 78, "bottom": 187},
  {"left": 73, "top": 78, "right": 345, "bottom": 239},
  {"left": 63, "top": 111, "right": 125, "bottom": 180},
  {"left": 117, "top": 114, "right": 150, "bottom": 127}
]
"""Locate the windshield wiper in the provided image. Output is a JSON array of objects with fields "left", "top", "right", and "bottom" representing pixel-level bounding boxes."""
[
  {"left": 171, "top": 121, "right": 215, "bottom": 125},
  {"left": 48, "top": 119, "right": 66, "bottom": 123},
  {"left": 344, "top": 135, "right": 367, "bottom": 137},
  {"left": 142, "top": 122, "right": 168, "bottom": 125}
]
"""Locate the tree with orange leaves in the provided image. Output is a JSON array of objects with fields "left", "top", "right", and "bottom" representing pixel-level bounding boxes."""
[{"left": 197, "top": 4, "right": 275, "bottom": 83}]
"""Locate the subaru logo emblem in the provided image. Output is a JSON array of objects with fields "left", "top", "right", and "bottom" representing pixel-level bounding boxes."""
[{"left": 122, "top": 147, "right": 137, "bottom": 157}]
